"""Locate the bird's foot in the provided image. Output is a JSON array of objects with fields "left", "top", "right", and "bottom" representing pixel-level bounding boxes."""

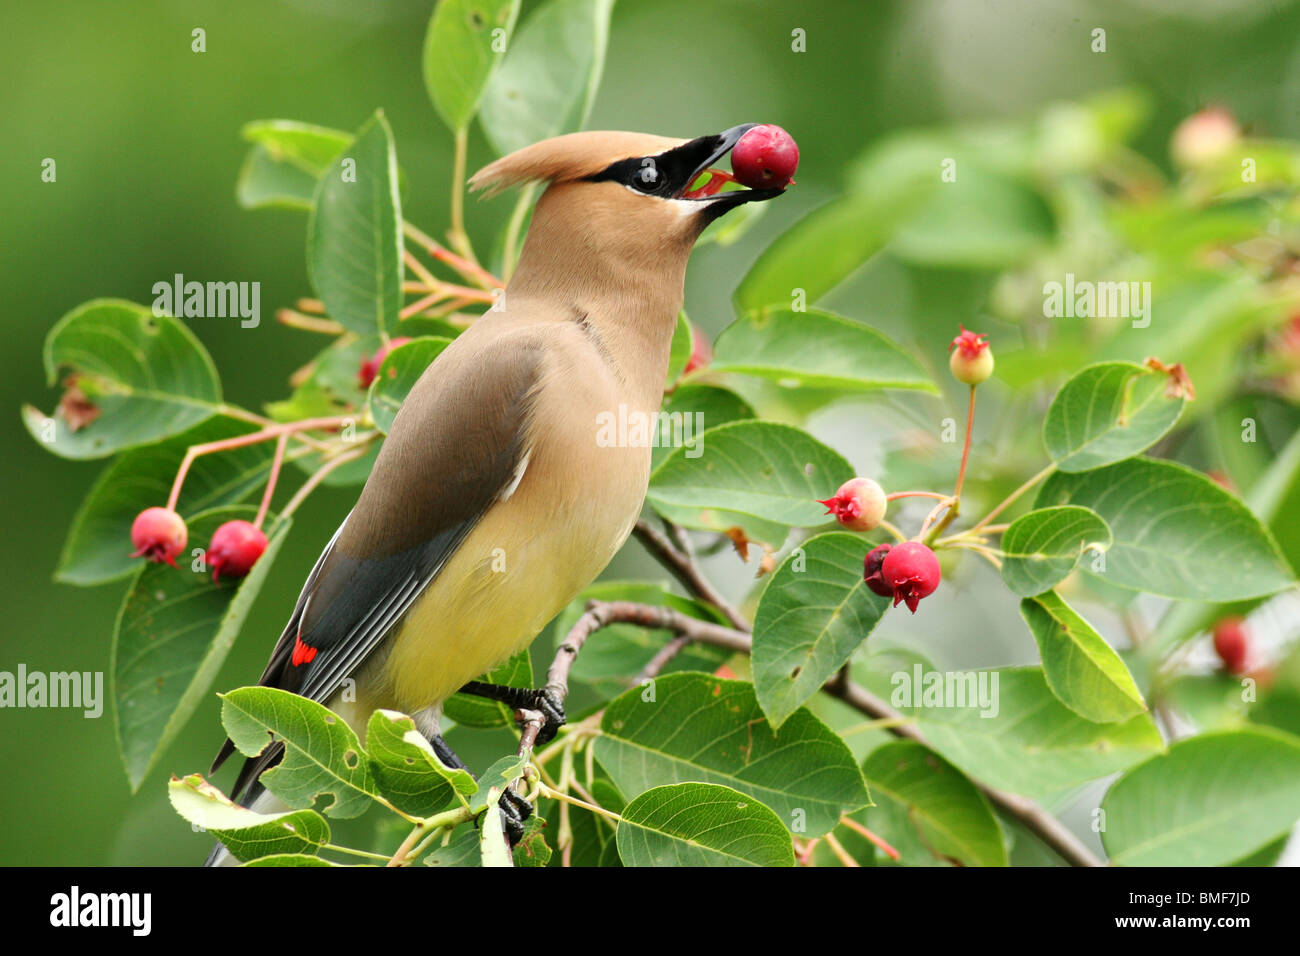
[
  {"left": 457, "top": 681, "right": 567, "bottom": 744},
  {"left": 498, "top": 788, "right": 533, "bottom": 846},
  {"left": 523, "top": 687, "right": 566, "bottom": 745}
]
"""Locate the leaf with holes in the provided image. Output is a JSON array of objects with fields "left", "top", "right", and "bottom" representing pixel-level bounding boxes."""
[
  {"left": 1019, "top": 590, "right": 1146, "bottom": 723},
  {"left": 220, "top": 686, "right": 379, "bottom": 819},
  {"left": 616, "top": 782, "right": 794, "bottom": 867},
  {"left": 1043, "top": 361, "right": 1186, "bottom": 472},
  {"left": 753, "top": 532, "right": 890, "bottom": 728},
  {"left": 168, "top": 774, "right": 330, "bottom": 863},
  {"left": 23, "top": 299, "right": 221, "bottom": 460},
  {"left": 1000, "top": 505, "right": 1112, "bottom": 598},
  {"left": 365, "top": 710, "right": 477, "bottom": 818},
  {"left": 1037, "top": 458, "right": 1293, "bottom": 601},
  {"left": 594, "top": 673, "right": 868, "bottom": 837},
  {"left": 113, "top": 507, "right": 290, "bottom": 791}
]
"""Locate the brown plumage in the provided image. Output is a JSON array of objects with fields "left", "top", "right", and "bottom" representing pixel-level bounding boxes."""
[{"left": 208, "top": 126, "right": 786, "bottom": 843}]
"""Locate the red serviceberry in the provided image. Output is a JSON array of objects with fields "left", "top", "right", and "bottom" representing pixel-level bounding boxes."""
[
  {"left": 881, "top": 541, "right": 941, "bottom": 613},
  {"left": 863, "top": 543, "right": 894, "bottom": 597},
  {"left": 683, "top": 322, "right": 712, "bottom": 375},
  {"left": 207, "top": 520, "right": 269, "bottom": 582},
  {"left": 819, "top": 477, "right": 887, "bottom": 532},
  {"left": 1212, "top": 617, "right": 1249, "bottom": 675},
  {"left": 731, "top": 124, "right": 799, "bottom": 189},
  {"left": 948, "top": 326, "right": 994, "bottom": 385},
  {"left": 358, "top": 336, "right": 413, "bottom": 388},
  {"left": 130, "top": 507, "right": 188, "bottom": 567}
]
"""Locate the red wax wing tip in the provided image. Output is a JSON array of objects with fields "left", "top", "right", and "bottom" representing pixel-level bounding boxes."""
[
  {"left": 292, "top": 634, "right": 318, "bottom": 667},
  {"left": 731, "top": 124, "right": 799, "bottom": 190}
]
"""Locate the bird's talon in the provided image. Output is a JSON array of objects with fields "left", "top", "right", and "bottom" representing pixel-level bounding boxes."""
[{"left": 499, "top": 788, "right": 533, "bottom": 847}]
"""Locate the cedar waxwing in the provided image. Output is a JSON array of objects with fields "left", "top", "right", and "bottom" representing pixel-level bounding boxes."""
[{"left": 205, "top": 125, "right": 787, "bottom": 864}]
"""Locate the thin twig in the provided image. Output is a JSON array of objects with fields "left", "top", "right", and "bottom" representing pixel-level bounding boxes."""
[{"left": 632, "top": 519, "right": 749, "bottom": 631}]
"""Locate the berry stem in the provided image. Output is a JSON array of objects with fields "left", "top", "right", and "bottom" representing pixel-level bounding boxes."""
[
  {"left": 969, "top": 462, "right": 1058, "bottom": 535},
  {"left": 953, "top": 384, "right": 976, "bottom": 501},
  {"left": 277, "top": 442, "right": 372, "bottom": 521},
  {"left": 165, "top": 416, "right": 350, "bottom": 513},
  {"left": 404, "top": 220, "right": 501, "bottom": 294},
  {"left": 275, "top": 309, "right": 345, "bottom": 335},
  {"left": 885, "top": 490, "right": 949, "bottom": 502},
  {"left": 838, "top": 815, "right": 901, "bottom": 862},
  {"left": 253, "top": 433, "right": 288, "bottom": 531},
  {"left": 877, "top": 519, "right": 907, "bottom": 544},
  {"left": 400, "top": 284, "right": 494, "bottom": 320}
]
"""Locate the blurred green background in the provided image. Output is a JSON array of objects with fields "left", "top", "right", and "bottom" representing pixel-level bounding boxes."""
[{"left": 3, "top": 0, "right": 1298, "bottom": 865}]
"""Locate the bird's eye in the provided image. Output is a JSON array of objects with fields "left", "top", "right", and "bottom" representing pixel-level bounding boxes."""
[{"left": 632, "top": 159, "right": 661, "bottom": 192}]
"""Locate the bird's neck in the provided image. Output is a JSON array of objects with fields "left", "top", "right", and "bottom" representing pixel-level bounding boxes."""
[{"left": 505, "top": 219, "right": 689, "bottom": 406}]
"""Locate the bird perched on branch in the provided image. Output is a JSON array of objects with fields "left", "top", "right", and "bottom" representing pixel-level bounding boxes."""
[{"left": 206, "top": 124, "right": 791, "bottom": 864}]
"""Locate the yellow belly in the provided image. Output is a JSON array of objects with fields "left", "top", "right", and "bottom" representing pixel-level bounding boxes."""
[{"left": 379, "top": 441, "right": 647, "bottom": 714}]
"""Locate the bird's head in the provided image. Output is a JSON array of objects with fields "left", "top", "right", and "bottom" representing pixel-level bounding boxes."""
[{"left": 470, "top": 125, "right": 792, "bottom": 283}]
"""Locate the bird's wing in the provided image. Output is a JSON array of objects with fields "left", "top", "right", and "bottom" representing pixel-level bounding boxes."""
[{"left": 211, "top": 333, "right": 545, "bottom": 796}]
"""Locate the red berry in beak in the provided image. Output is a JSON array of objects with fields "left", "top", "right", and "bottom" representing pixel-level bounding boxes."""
[
  {"left": 130, "top": 507, "right": 188, "bottom": 567},
  {"left": 1212, "top": 617, "right": 1249, "bottom": 675},
  {"left": 731, "top": 124, "right": 799, "bottom": 190},
  {"left": 881, "top": 542, "right": 941, "bottom": 613},
  {"left": 948, "top": 326, "right": 994, "bottom": 385},
  {"left": 207, "top": 519, "right": 268, "bottom": 582},
  {"left": 863, "top": 543, "right": 894, "bottom": 597},
  {"left": 358, "top": 337, "right": 413, "bottom": 388},
  {"left": 683, "top": 322, "right": 712, "bottom": 375},
  {"left": 818, "top": 477, "right": 887, "bottom": 532}
]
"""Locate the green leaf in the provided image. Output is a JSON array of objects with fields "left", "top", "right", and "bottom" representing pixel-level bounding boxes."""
[
  {"left": 468, "top": 754, "right": 529, "bottom": 813},
  {"left": 478, "top": 0, "right": 613, "bottom": 156},
  {"left": 646, "top": 421, "right": 854, "bottom": 541},
  {"left": 1000, "top": 505, "right": 1112, "bottom": 598},
  {"left": 734, "top": 190, "right": 930, "bottom": 313},
  {"left": 220, "top": 686, "right": 378, "bottom": 818},
  {"left": 424, "top": 824, "right": 482, "bottom": 866},
  {"left": 860, "top": 741, "right": 1006, "bottom": 867},
  {"left": 56, "top": 417, "right": 278, "bottom": 586},
  {"left": 664, "top": 311, "right": 692, "bottom": 389},
  {"left": 1102, "top": 728, "right": 1300, "bottom": 866},
  {"left": 442, "top": 647, "right": 533, "bottom": 728},
  {"left": 1037, "top": 458, "right": 1294, "bottom": 601},
  {"left": 594, "top": 673, "right": 869, "bottom": 837},
  {"left": 236, "top": 120, "right": 352, "bottom": 210},
  {"left": 511, "top": 816, "right": 552, "bottom": 866},
  {"left": 652, "top": 384, "right": 754, "bottom": 470},
  {"left": 365, "top": 337, "right": 453, "bottom": 434},
  {"left": 1019, "top": 591, "right": 1146, "bottom": 723},
  {"left": 752, "top": 532, "right": 890, "bottom": 728},
  {"left": 423, "top": 0, "right": 520, "bottom": 132},
  {"left": 365, "top": 710, "right": 477, "bottom": 817},
  {"left": 243, "top": 853, "right": 339, "bottom": 867},
  {"left": 24, "top": 299, "right": 221, "bottom": 460},
  {"left": 549, "top": 581, "right": 730, "bottom": 695},
  {"left": 307, "top": 111, "right": 402, "bottom": 338},
  {"left": 479, "top": 800, "right": 513, "bottom": 867},
  {"left": 860, "top": 665, "right": 1162, "bottom": 799},
  {"left": 616, "top": 783, "right": 795, "bottom": 867},
  {"left": 168, "top": 774, "right": 329, "bottom": 862},
  {"left": 711, "top": 308, "right": 935, "bottom": 393},
  {"left": 890, "top": 170, "right": 1054, "bottom": 268},
  {"left": 113, "top": 507, "right": 290, "bottom": 790},
  {"left": 1042, "top": 362, "right": 1186, "bottom": 472}
]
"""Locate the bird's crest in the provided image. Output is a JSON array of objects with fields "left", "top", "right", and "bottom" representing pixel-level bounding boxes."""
[{"left": 469, "top": 130, "right": 686, "bottom": 197}]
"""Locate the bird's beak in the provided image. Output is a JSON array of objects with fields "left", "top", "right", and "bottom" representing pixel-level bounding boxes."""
[{"left": 667, "top": 124, "right": 789, "bottom": 215}]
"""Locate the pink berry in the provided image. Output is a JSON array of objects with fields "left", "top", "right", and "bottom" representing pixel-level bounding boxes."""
[
  {"left": 948, "top": 326, "right": 994, "bottom": 385},
  {"left": 819, "top": 477, "right": 887, "bottom": 532},
  {"left": 731, "top": 124, "right": 799, "bottom": 189},
  {"left": 207, "top": 520, "right": 268, "bottom": 582},
  {"left": 683, "top": 322, "right": 712, "bottom": 375},
  {"left": 358, "top": 336, "right": 413, "bottom": 388},
  {"left": 130, "top": 507, "right": 188, "bottom": 567},
  {"left": 1212, "top": 617, "right": 1249, "bottom": 675},
  {"left": 881, "top": 542, "right": 941, "bottom": 614},
  {"left": 863, "top": 543, "right": 894, "bottom": 598},
  {"left": 1171, "top": 106, "right": 1239, "bottom": 168}
]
